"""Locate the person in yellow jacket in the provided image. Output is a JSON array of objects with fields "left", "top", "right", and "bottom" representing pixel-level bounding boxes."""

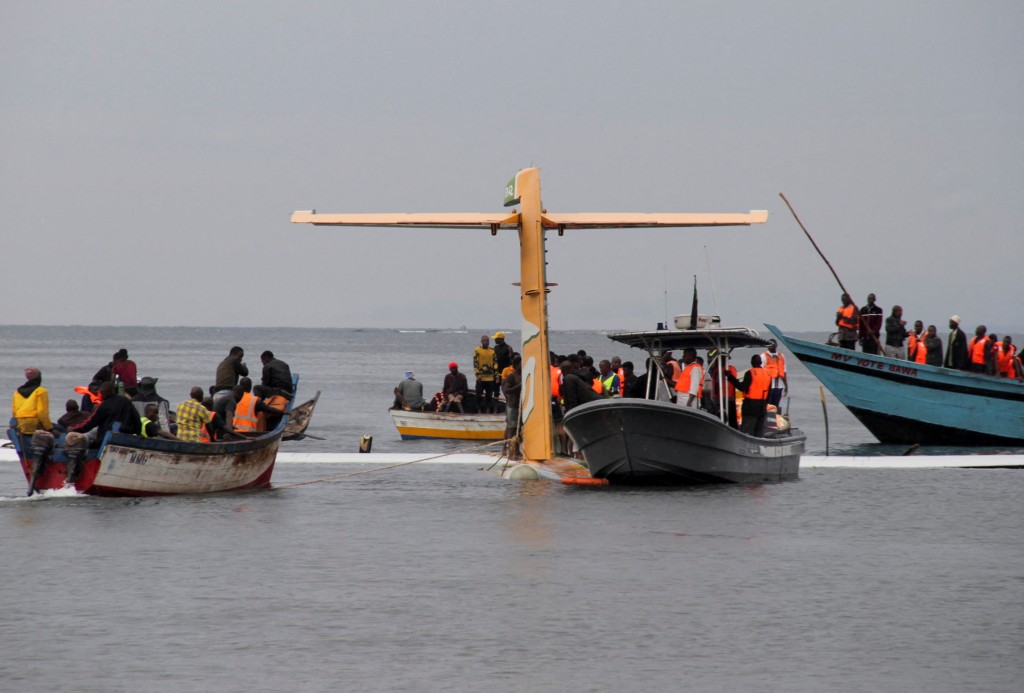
[
  {"left": 12, "top": 367, "right": 55, "bottom": 435},
  {"left": 472, "top": 334, "right": 499, "bottom": 414}
]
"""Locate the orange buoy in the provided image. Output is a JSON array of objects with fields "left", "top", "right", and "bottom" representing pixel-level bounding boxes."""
[{"left": 561, "top": 476, "right": 609, "bottom": 486}]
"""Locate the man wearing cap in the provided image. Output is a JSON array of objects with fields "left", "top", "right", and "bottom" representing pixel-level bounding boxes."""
[
  {"left": 761, "top": 339, "right": 788, "bottom": 407},
  {"left": 441, "top": 362, "right": 468, "bottom": 413},
  {"left": 945, "top": 316, "right": 969, "bottom": 370},
  {"left": 394, "top": 371, "right": 428, "bottom": 411},
  {"left": 472, "top": 335, "right": 499, "bottom": 414},
  {"left": 492, "top": 332, "right": 514, "bottom": 388},
  {"left": 12, "top": 367, "right": 55, "bottom": 435}
]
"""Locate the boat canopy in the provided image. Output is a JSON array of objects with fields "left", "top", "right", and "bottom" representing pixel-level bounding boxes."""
[{"left": 608, "top": 327, "right": 770, "bottom": 352}]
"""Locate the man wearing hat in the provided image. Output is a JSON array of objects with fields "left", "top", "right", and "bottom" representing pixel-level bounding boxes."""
[
  {"left": 441, "top": 362, "right": 468, "bottom": 413},
  {"left": 393, "top": 371, "right": 428, "bottom": 412},
  {"left": 131, "top": 376, "right": 169, "bottom": 406},
  {"left": 12, "top": 367, "right": 55, "bottom": 435},
  {"left": 945, "top": 315, "right": 969, "bottom": 370},
  {"left": 492, "top": 332, "right": 514, "bottom": 388},
  {"left": 760, "top": 339, "right": 788, "bottom": 407}
]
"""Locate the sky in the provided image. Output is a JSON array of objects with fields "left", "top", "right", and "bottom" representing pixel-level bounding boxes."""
[{"left": 4, "top": 1, "right": 1022, "bottom": 334}]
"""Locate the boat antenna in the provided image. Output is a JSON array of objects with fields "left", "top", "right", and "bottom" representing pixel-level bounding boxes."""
[
  {"left": 703, "top": 244, "right": 720, "bottom": 318},
  {"left": 663, "top": 265, "right": 668, "bottom": 329},
  {"left": 779, "top": 193, "right": 854, "bottom": 301},
  {"left": 689, "top": 275, "right": 698, "bottom": 330}
]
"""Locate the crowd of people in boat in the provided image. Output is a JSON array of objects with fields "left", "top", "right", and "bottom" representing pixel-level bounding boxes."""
[
  {"left": 392, "top": 333, "right": 788, "bottom": 449},
  {"left": 11, "top": 346, "right": 296, "bottom": 450},
  {"left": 835, "top": 292, "right": 1023, "bottom": 377}
]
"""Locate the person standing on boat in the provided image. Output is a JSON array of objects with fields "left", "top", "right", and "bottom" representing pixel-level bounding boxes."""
[
  {"left": 492, "top": 332, "right": 514, "bottom": 388},
  {"left": 213, "top": 346, "right": 248, "bottom": 408},
  {"left": 501, "top": 355, "right": 523, "bottom": 457},
  {"left": 673, "top": 348, "right": 703, "bottom": 408},
  {"left": 394, "top": 371, "right": 428, "bottom": 411},
  {"left": 708, "top": 356, "right": 739, "bottom": 429},
  {"left": 907, "top": 321, "right": 926, "bottom": 363},
  {"left": 176, "top": 387, "right": 212, "bottom": 442},
  {"left": 884, "top": 306, "right": 909, "bottom": 359},
  {"left": 12, "top": 367, "right": 55, "bottom": 435},
  {"left": 260, "top": 350, "right": 294, "bottom": 395},
  {"left": 726, "top": 355, "right": 771, "bottom": 437},
  {"left": 472, "top": 335, "right": 498, "bottom": 414},
  {"left": 967, "top": 326, "right": 995, "bottom": 374},
  {"left": 760, "top": 339, "right": 788, "bottom": 407},
  {"left": 859, "top": 293, "right": 883, "bottom": 354},
  {"left": 923, "top": 325, "right": 943, "bottom": 367},
  {"left": 996, "top": 336, "right": 1017, "bottom": 378},
  {"left": 597, "top": 360, "right": 621, "bottom": 397},
  {"left": 835, "top": 294, "right": 859, "bottom": 350},
  {"left": 441, "top": 362, "right": 468, "bottom": 413},
  {"left": 944, "top": 316, "right": 969, "bottom": 370}
]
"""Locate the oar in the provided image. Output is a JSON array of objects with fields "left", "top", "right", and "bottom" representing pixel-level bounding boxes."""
[{"left": 819, "top": 385, "right": 830, "bottom": 457}]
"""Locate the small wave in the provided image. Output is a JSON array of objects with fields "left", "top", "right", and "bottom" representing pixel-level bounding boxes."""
[{"left": 0, "top": 486, "right": 81, "bottom": 503}]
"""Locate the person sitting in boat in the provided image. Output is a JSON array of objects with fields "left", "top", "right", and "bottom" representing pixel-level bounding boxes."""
[
  {"left": 394, "top": 371, "right": 429, "bottom": 412},
  {"left": 673, "top": 348, "right": 703, "bottom": 408},
  {"left": 140, "top": 403, "right": 178, "bottom": 440},
  {"left": 596, "top": 360, "right": 620, "bottom": 398},
  {"left": 175, "top": 387, "right": 212, "bottom": 442},
  {"left": 726, "top": 355, "right": 771, "bottom": 437},
  {"left": 260, "top": 350, "right": 294, "bottom": 395},
  {"left": 131, "top": 376, "right": 169, "bottom": 406},
  {"left": 12, "top": 367, "right": 56, "bottom": 436},
  {"left": 73, "top": 381, "right": 142, "bottom": 443},
  {"left": 56, "top": 399, "right": 90, "bottom": 431},
  {"left": 75, "top": 380, "right": 103, "bottom": 414},
  {"left": 111, "top": 348, "right": 139, "bottom": 396},
  {"left": 441, "top": 362, "right": 468, "bottom": 413}
]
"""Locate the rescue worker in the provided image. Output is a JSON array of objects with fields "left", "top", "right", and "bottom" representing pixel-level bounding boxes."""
[
  {"left": 492, "top": 332, "right": 514, "bottom": 387},
  {"left": 708, "top": 355, "right": 739, "bottom": 429},
  {"left": 907, "top": 321, "right": 926, "bottom": 364},
  {"left": 726, "top": 355, "right": 771, "bottom": 437},
  {"left": 760, "top": 339, "right": 788, "bottom": 407},
  {"left": 597, "top": 359, "right": 620, "bottom": 397},
  {"left": 967, "top": 325, "right": 993, "bottom": 374},
  {"left": 835, "top": 294, "right": 859, "bottom": 350},
  {"left": 997, "top": 336, "right": 1017, "bottom": 378},
  {"left": 233, "top": 380, "right": 288, "bottom": 433},
  {"left": 673, "top": 348, "right": 703, "bottom": 408},
  {"left": 472, "top": 335, "right": 498, "bottom": 413},
  {"left": 140, "top": 403, "right": 178, "bottom": 440},
  {"left": 12, "top": 367, "right": 55, "bottom": 435}
]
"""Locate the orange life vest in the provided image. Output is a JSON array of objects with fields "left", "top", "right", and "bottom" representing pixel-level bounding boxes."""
[
  {"left": 550, "top": 365, "right": 561, "bottom": 398},
  {"left": 837, "top": 304, "right": 857, "bottom": 330},
  {"left": 913, "top": 333, "right": 928, "bottom": 364},
  {"left": 745, "top": 367, "right": 770, "bottom": 401},
  {"left": 233, "top": 392, "right": 259, "bottom": 432},
  {"left": 74, "top": 386, "right": 102, "bottom": 406},
  {"left": 674, "top": 363, "right": 704, "bottom": 400},
  {"left": 968, "top": 336, "right": 990, "bottom": 365},
  {"left": 762, "top": 352, "right": 785, "bottom": 381},
  {"left": 997, "top": 343, "right": 1016, "bottom": 377}
]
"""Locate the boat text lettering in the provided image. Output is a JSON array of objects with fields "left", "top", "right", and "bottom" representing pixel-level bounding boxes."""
[
  {"left": 128, "top": 451, "right": 150, "bottom": 466},
  {"left": 831, "top": 352, "right": 918, "bottom": 377}
]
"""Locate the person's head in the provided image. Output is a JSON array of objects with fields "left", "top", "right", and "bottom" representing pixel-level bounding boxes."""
[
  {"left": 190, "top": 386, "right": 204, "bottom": 402},
  {"left": 681, "top": 348, "right": 697, "bottom": 365},
  {"left": 623, "top": 361, "right": 634, "bottom": 375},
  {"left": 88, "top": 380, "right": 101, "bottom": 393},
  {"left": 65, "top": 399, "right": 79, "bottom": 413},
  {"left": 598, "top": 359, "right": 612, "bottom": 375},
  {"left": 914, "top": 320, "right": 923, "bottom": 333},
  {"left": 480, "top": 335, "right": 490, "bottom": 348},
  {"left": 261, "top": 350, "right": 274, "bottom": 364},
  {"left": 975, "top": 325, "right": 987, "bottom": 338},
  {"left": 117, "top": 348, "right": 129, "bottom": 360},
  {"left": 24, "top": 367, "right": 40, "bottom": 382},
  {"left": 867, "top": 293, "right": 877, "bottom": 305},
  {"left": 1004, "top": 335, "right": 1013, "bottom": 346},
  {"left": 767, "top": 338, "right": 778, "bottom": 353},
  {"left": 582, "top": 355, "right": 594, "bottom": 369},
  {"left": 138, "top": 376, "right": 158, "bottom": 393},
  {"left": 448, "top": 361, "right": 459, "bottom": 374},
  {"left": 549, "top": 351, "right": 558, "bottom": 366},
  {"left": 841, "top": 293, "right": 851, "bottom": 306},
  {"left": 239, "top": 376, "right": 253, "bottom": 392},
  {"left": 144, "top": 403, "right": 159, "bottom": 419},
  {"left": 949, "top": 315, "right": 961, "bottom": 329},
  {"left": 559, "top": 360, "right": 573, "bottom": 375},
  {"left": 230, "top": 346, "right": 244, "bottom": 358},
  {"left": 695, "top": 356, "right": 704, "bottom": 366},
  {"left": 568, "top": 353, "right": 581, "bottom": 367},
  {"left": 512, "top": 355, "right": 522, "bottom": 371},
  {"left": 751, "top": 354, "right": 763, "bottom": 368},
  {"left": 611, "top": 356, "right": 622, "bottom": 370},
  {"left": 231, "top": 384, "right": 246, "bottom": 402},
  {"left": 927, "top": 324, "right": 937, "bottom": 337},
  {"left": 493, "top": 332, "right": 505, "bottom": 343},
  {"left": 99, "top": 381, "right": 115, "bottom": 400},
  {"left": 892, "top": 305, "right": 903, "bottom": 318},
  {"left": 577, "top": 349, "right": 587, "bottom": 358}
]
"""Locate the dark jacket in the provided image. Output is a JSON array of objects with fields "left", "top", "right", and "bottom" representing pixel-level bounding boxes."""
[
  {"left": 75, "top": 395, "right": 142, "bottom": 437},
  {"left": 945, "top": 328, "right": 969, "bottom": 370},
  {"left": 924, "top": 335, "right": 943, "bottom": 367},
  {"left": 215, "top": 355, "right": 249, "bottom": 391},
  {"left": 560, "top": 372, "right": 602, "bottom": 412},
  {"left": 261, "top": 358, "right": 293, "bottom": 393},
  {"left": 885, "top": 316, "right": 908, "bottom": 347}
]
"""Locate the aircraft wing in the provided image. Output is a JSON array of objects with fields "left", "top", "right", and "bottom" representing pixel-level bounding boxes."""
[
  {"left": 291, "top": 211, "right": 520, "bottom": 230},
  {"left": 539, "top": 211, "right": 768, "bottom": 229}
]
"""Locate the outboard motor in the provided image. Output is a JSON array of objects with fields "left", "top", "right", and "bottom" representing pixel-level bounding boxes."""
[
  {"left": 64, "top": 432, "right": 89, "bottom": 488},
  {"left": 27, "top": 430, "right": 55, "bottom": 496}
]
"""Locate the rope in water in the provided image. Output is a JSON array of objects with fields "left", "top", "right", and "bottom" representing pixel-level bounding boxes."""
[{"left": 269, "top": 439, "right": 512, "bottom": 490}]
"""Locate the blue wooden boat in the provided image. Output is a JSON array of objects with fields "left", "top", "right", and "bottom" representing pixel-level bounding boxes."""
[{"left": 766, "top": 325, "right": 1024, "bottom": 445}]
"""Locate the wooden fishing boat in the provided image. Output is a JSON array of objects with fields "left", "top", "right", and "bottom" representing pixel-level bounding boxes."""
[
  {"left": 284, "top": 390, "right": 320, "bottom": 440},
  {"left": 562, "top": 321, "right": 805, "bottom": 484},
  {"left": 389, "top": 408, "right": 504, "bottom": 441},
  {"left": 767, "top": 325, "right": 1024, "bottom": 445},
  {"left": 9, "top": 380, "right": 299, "bottom": 496}
]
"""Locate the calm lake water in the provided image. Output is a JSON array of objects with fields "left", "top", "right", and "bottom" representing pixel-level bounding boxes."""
[{"left": 2, "top": 326, "right": 1022, "bottom": 692}]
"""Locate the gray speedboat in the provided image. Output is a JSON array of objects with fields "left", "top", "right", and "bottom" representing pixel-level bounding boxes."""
[{"left": 562, "top": 318, "right": 805, "bottom": 484}]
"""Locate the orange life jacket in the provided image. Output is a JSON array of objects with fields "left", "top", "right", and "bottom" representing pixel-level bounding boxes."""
[
  {"left": 913, "top": 334, "right": 928, "bottom": 364},
  {"left": 233, "top": 392, "right": 259, "bottom": 432},
  {"left": 762, "top": 352, "right": 785, "bottom": 380},
  {"left": 550, "top": 365, "right": 561, "bottom": 398},
  {"left": 997, "top": 343, "right": 1016, "bottom": 377},
  {"left": 837, "top": 304, "right": 857, "bottom": 330},
  {"left": 745, "top": 367, "right": 770, "bottom": 401},
  {"left": 968, "top": 336, "right": 990, "bottom": 365},
  {"left": 74, "top": 386, "right": 102, "bottom": 406},
  {"left": 674, "top": 363, "right": 704, "bottom": 400}
]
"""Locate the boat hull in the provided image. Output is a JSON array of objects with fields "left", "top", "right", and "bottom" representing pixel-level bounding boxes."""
[
  {"left": 390, "top": 409, "right": 505, "bottom": 440},
  {"left": 563, "top": 399, "right": 805, "bottom": 484},
  {"left": 766, "top": 325, "right": 1024, "bottom": 445}
]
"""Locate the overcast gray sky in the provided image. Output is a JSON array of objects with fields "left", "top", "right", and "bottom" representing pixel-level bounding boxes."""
[{"left": 4, "top": 1, "right": 1022, "bottom": 333}]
